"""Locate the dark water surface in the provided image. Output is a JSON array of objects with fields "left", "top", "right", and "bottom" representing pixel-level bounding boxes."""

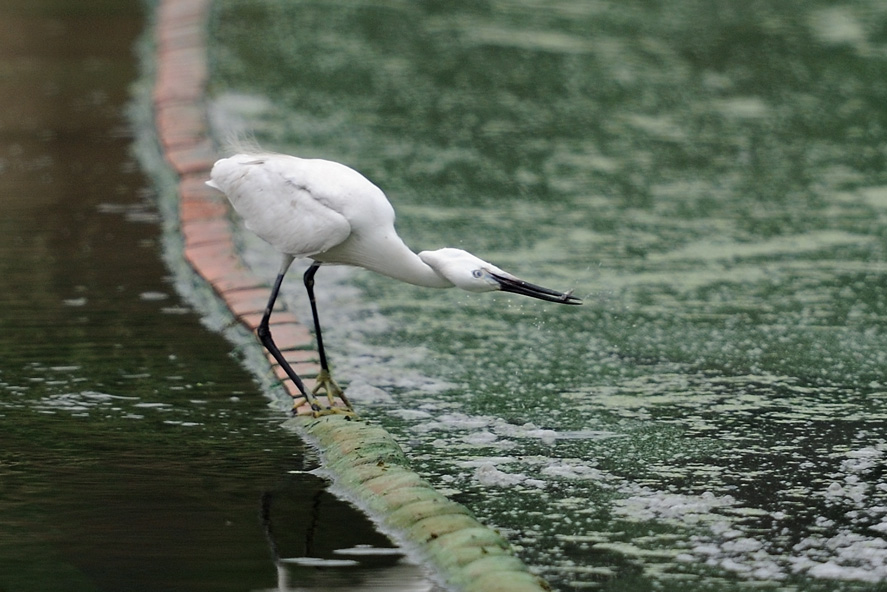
[{"left": 0, "top": 1, "right": 412, "bottom": 590}]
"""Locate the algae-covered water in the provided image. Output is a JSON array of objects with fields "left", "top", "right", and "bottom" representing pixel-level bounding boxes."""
[{"left": 208, "top": 1, "right": 887, "bottom": 590}]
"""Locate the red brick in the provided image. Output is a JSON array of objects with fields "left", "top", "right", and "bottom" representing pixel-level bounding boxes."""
[
  {"left": 266, "top": 323, "right": 314, "bottom": 349},
  {"left": 266, "top": 349, "right": 319, "bottom": 369},
  {"left": 153, "top": 57, "right": 206, "bottom": 104},
  {"left": 183, "top": 243, "right": 241, "bottom": 283},
  {"left": 166, "top": 139, "right": 216, "bottom": 176},
  {"left": 180, "top": 199, "right": 227, "bottom": 222},
  {"left": 212, "top": 272, "right": 265, "bottom": 296},
  {"left": 204, "top": 261, "right": 247, "bottom": 287},
  {"left": 184, "top": 241, "right": 230, "bottom": 264},
  {"left": 157, "top": 23, "right": 206, "bottom": 51},
  {"left": 156, "top": 103, "right": 207, "bottom": 148},
  {"left": 239, "top": 310, "right": 302, "bottom": 330},
  {"left": 182, "top": 218, "right": 232, "bottom": 246},
  {"left": 156, "top": 46, "right": 206, "bottom": 71},
  {"left": 180, "top": 173, "right": 218, "bottom": 202},
  {"left": 272, "top": 362, "right": 320, "bottom": 381},
  {"left": 281, "top": 349, "right": 318, "bottom": 364},
  {"left": 157, "top": 0, "right": 211, "bottom": 25},
  {"left": 223, "top": 287, "right": 278, "bottom": 317}
]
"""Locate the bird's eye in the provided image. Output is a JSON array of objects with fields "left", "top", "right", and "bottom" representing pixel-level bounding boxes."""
[{"left": 472, "top": 269, "right": 483, "bottom": 279}]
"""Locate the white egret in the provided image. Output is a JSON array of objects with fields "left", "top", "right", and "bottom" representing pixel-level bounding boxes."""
[{"left": 207, "top": 153, "right": 581, "bottom": 415}]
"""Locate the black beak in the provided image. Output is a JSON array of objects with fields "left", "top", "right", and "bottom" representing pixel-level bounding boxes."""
[{"left": 492, "top": 273, "right": 582, "bottom": 305}]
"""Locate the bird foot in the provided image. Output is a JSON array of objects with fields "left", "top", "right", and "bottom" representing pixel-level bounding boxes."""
[
  {"left": 312, "top": 368, "right": 350, "bottom": 406},
  {"left": 291, "top": 369, "right": 355, "bottom": 418}
]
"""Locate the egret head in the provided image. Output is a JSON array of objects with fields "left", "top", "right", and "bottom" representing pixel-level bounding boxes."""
[{"left": 418, "top": 248, "right": 581, "bottom": 304}]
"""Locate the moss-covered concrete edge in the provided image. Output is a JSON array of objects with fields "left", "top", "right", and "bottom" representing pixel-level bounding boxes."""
[
  {"left": 286, "top": 415, "right": 551, "bottom": 592},
  {"left": 147, "top": 1, "right": 550, "bottom": 590}
]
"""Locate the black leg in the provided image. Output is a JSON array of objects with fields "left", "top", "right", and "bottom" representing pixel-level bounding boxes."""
[
  {"left": 303, "top": 262, "right": 353, "bottom": 410},
  {"left": 303, "top": 262, "right": 330, "bottom": 372},
  {"left": 257, "top": 256, "right": 320, "bottom": 412}
]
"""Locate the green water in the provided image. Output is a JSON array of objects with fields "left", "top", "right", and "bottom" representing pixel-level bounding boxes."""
[{"left": 209, "top": 1, "right": 887, "bottom": 590}]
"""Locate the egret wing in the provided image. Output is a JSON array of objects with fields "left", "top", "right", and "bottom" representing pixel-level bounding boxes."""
[{"left": 210, "top": 155, "right": 352, "bottom": 258}]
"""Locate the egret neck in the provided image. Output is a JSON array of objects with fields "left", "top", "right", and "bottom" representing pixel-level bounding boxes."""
[{"left": 313, "top": 233, "right": 453, "bottom": 289}]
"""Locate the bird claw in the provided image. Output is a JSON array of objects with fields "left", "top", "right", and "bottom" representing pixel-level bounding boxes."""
[
  {"left": 289, "top": 394, "right": 321, "bottom": 416},
  {"left": 312, "top": 369, "right": 345, "bottom": 404},
  {"left": 290, "top": 369, "right": 355, "bottom": 418}
]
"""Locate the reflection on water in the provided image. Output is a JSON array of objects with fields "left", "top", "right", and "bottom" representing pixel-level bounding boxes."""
[
  {"left": 0, "top": 1, "right": 434, "bottom": 590},
  {"left": 258, "top": 482, "right": 439, "bottom": 592},
  {"left": 210, "top": 0, "right": 887, "bottom": 590}
]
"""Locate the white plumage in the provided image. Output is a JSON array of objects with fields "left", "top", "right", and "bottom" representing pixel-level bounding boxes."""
[{"left": 207, "top": 152, "right": 580, "bottom": 415}]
